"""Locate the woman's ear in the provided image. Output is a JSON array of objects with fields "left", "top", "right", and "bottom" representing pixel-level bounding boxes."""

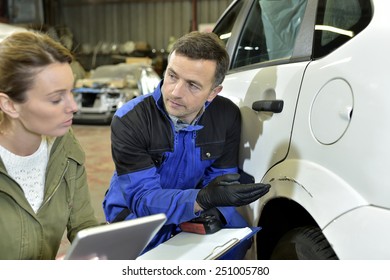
[{"left": 0, "top": 93, "right": 19, "bottom": 118}]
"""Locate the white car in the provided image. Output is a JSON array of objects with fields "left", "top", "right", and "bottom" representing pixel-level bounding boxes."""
[
  {"left": 0, "top": 23, "right": 28, "bottom": 42},
  {"left": 213, "top": 0, "right": 389, "bottom": 259},
  {"left": 73, "top": 63, "right": 160, "bottom": 124}
]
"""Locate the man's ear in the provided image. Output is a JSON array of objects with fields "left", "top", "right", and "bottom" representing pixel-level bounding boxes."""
[
  {"left": 207, "top": 85, "right": 223, "bottom": 102},
  {"left": 0, "top": 93, "right": 19, "bottom": 118}
]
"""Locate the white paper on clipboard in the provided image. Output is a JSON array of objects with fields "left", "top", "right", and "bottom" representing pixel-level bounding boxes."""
[{"left": 137, "top": 227, "right": 254, "bottom": 260}]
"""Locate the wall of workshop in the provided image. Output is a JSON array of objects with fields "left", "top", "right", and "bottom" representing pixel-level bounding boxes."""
[{"left": 57, "top": 0, "right": 232, "bottom": 70}]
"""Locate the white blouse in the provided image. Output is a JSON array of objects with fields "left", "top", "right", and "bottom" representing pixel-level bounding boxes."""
[{"left": 0, "top": 138, "right": 51, "bottom": 213}]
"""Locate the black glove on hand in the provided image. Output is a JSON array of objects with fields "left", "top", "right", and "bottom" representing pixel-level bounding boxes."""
[{"left": 196, "top": 173, "right": 271, "bottom": 210}]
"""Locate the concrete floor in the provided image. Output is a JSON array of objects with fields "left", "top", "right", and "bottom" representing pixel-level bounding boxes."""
[{"left": 57, "top": 124, "right": 114, "bottom": 257}]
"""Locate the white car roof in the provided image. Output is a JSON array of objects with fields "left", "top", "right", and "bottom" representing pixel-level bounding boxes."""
[{"left": 0, "top": 23, "right": 28, "bottom": 42}]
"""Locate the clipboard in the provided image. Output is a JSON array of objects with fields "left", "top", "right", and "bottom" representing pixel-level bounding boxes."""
[{"left": 137, "top": 227, "right": 260, "bottom": 260}]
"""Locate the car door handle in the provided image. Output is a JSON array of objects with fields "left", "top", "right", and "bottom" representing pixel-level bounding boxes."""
[{"left": 252, "top": 100, "right": 284, "bottom": 113}]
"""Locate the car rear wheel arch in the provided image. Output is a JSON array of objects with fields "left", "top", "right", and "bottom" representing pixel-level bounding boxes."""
[
  {"left": 256, "top": 197, "right": 337, "bottom": 259},
  {"left": 270, "top": 226, "right": 338, "bottom": 260}
]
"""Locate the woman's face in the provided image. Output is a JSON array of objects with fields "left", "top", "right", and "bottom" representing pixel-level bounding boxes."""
[{"left": 14, "top": 62, "right": 78, "bottom": 137}]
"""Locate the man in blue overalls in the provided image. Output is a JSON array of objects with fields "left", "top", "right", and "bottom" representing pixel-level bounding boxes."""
[{"left": 103, "top": 31, "right": 270, "bottom": 259}]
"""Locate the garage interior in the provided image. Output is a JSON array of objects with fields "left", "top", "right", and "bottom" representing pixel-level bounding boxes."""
[
  {"left": 3, "top": 0, "right": 390, "bottom": 265},
  {"left": 1, "top": 0, "right": 232, "bottom": 72},
  {"left": 0, "top": 0, "right": 236, "bottom": 257}
]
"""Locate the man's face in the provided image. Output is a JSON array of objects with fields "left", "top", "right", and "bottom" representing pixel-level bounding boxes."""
[{"left": 162, "top": 51, "right": 222, "bottom": 124}]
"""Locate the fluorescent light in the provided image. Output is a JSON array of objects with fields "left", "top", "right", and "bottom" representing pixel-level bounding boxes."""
[
  {"left": 220, "top": 32, "right": 231, "bottom": 40},
  {"left": 315, "top": 25, "right": 354, "bottom": 37}
]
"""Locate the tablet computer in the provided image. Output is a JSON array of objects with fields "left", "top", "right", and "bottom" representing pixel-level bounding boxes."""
[{"left": 64, "top": 213, "right": 166, "bottom": 260}]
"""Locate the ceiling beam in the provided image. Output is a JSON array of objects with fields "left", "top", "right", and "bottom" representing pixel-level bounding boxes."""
[{"left": 63, "top": 0, "right": 187, "bottom": 6}]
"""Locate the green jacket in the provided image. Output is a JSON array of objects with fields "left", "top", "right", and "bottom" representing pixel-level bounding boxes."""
[{"left": 0, "top": 129, "right": 99, "bottom": 259}]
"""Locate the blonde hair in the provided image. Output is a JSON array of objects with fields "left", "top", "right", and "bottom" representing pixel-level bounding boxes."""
[
  {"left": 0, "top": 31, "right": 73, "bottom": 103},
  {"left": 0, "top": 31, "right": 73, "bottom": 124}
]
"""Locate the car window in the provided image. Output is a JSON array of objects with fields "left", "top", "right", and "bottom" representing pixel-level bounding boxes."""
[
  {"left": 313, "top": 0, "right": 372, "bottom": 58},
  {"left": 231, "top": 0, "right": 307, "bottom": 69},
  {"left": 213, "top": 1, "right": 245, "bottom": 47}
]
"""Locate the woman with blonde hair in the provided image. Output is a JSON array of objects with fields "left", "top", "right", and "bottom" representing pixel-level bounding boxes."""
[{"left": 0, "top": 31, "right": 98, "bottom": 259}]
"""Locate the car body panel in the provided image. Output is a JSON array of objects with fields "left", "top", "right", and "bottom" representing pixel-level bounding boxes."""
[
  {"left": 323, "top": 206, "right": 390, "bottom": 259},
  {"left": 0, "top": 23, "right": 28, "bottom": 42},
  {"left": 214, "top": 0, "right": 390, "bottom": 259},
  {"left": 221, "top": 63, "right": 308, "bottom": 181},
  {"left": 293, "top": 5, "right": 390, "bottom": 209},
  {"left": 261, "top": 159, "right": 367, "bottom": 229}
]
